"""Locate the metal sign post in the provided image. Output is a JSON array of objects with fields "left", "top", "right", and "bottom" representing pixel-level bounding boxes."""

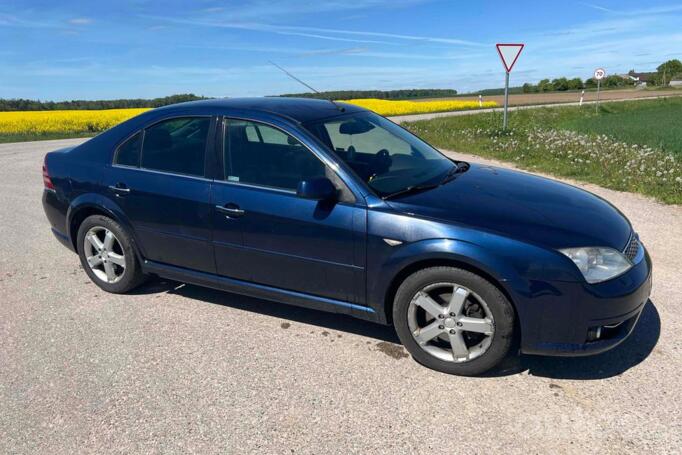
[
  {"left": 503, "top": 71, "right": 510, "bottom": 128},
  {"left": 496, "top": 43, "right": 524, "bottom": 129},
  {"left": 594, "top": 68, "right": 606, "bottom": 113}
]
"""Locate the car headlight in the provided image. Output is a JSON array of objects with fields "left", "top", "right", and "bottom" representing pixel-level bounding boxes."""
[{"left": 559, "top": 247, "right": 632, "bottom": 284}]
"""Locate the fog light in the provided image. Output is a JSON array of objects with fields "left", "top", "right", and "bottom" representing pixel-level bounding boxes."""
[{"left": 586, "top": 326, "right": 602, "bottom": 342}]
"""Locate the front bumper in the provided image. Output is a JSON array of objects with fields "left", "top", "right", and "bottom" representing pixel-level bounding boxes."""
[{"left": 520, "top": 247, "right": 652, "bottom": 356}]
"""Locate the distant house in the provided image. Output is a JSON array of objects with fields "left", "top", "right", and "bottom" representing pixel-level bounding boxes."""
[
  {"left": 626, "top": 71, "right": 656, "bottom": 86},
  {"left": 670, "top": 79, "right": 682, "bottom": 88}
]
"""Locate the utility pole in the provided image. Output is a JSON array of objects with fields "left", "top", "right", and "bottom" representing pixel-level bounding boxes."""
[{"left": 663, "top": 65, "right": 667, "bottom": 87}]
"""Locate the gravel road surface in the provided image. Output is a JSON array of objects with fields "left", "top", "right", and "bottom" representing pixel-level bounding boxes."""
[{"left": 1, "top": 138, "right": 680, "bottom": 454}]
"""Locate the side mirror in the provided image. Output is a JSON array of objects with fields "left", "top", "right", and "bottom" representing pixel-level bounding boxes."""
[{"left": 296, "top": 177, "right": 338, "bottom": 201}]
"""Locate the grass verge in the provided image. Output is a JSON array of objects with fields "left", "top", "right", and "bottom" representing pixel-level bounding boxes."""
[
  {"left": 404, "top": 98, "right": 682, "bottom": 204},
  {"left": 0, "top": 132, "right": 93, "bottom": 144}
]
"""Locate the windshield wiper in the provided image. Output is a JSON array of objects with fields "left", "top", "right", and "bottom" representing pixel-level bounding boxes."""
[
  {"left": 382, "top": 183, "right": 440, "bottom": 200},
  {"left": 440, "top": 161, "right": 469, "bottom": 185},
  {"left": 382, "top": 162, "right": 469, "bottom": 200}
]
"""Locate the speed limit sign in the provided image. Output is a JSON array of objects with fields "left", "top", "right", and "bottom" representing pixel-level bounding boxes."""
[{"left": 593, "top": 68, "right": 606, "bottom": 113}]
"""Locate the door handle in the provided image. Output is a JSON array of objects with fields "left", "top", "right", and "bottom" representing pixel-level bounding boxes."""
[
  {"left": 215, "top": 204, "right": 245, "bottom": 218},
  {"left": 108, "top": 184, "right": 131, "bottom": 195}
]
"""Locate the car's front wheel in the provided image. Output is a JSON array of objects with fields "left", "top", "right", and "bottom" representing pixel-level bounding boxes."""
[
  {"left": 393, "top": 266, "right": 515, "bottom": 376},
  {"left": 76, "top": 214, "right": 146, "bottom": 293}
]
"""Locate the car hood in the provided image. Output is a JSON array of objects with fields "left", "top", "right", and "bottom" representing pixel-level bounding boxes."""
[{"left": 385, "top": 164, "right": 632, "bottom": 250}]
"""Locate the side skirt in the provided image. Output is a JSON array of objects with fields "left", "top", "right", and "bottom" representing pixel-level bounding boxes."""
[{"left": 142, "top": 260, "right": 381, "bottom": 323}]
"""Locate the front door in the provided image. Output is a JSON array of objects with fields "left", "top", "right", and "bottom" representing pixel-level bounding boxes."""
[
  {"left": 211, "top": 118, "right": 366, "bottom": 304},
  {"left": 107, "top": 116, "right": 215, "bottom": 273}
]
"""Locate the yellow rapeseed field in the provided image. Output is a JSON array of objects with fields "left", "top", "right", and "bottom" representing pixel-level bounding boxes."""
[
  {"left": 343, "top": 98, "right": 498, "bottom": 116},
  {"left": 0, "top": 99, "right": 497, "bottom": 138},
  {"left": 0, "top": 108, "right": 150, "bottom": 136}
]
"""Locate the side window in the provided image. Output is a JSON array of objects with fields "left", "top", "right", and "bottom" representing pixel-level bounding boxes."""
[
  {"left": 140, "top": 117, "right": 210, "bottom": 177},
  {"left": 224, "top": 120, "right": 325, "bottom": 191},
  {"left": 114, "top": 132, "right": 142, "bottom": 167}
]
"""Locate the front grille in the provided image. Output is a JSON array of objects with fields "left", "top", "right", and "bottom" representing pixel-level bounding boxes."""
[{"left": 623, "top": 234, "right": 640, "bottom": 262}]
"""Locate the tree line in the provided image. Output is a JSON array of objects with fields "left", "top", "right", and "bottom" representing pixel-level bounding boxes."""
[
  {"left": 0, "top": 89, "right": 460, "bottom": 111},
  {"left": 278, "top": 89, "right": 458, "bottom": 100},
  {"left": 0, "top": 94, "right": 208, "bottom": 111},
  {"left": 647, "top": 59, "right": 682, "bottom": 86},
  {"left": 521, "top": 59, "right": 682, "bottom": 93},
  {"left": 522, "top": 76, "right": 634, "bottom": 93}
]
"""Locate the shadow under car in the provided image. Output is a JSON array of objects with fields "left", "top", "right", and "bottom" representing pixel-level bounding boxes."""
[{"left": 133, "top": 278, "right": 660, "bottom": 380}]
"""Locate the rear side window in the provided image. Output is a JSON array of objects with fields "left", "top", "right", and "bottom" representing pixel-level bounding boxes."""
[
  {"left": 224, "top": 120, "right": 325, "bottom": 190},
  {"left": 140, "top": 117, "right": 210, "bottom": 177},
  {"left": 114, "top": 132, "right": 142, "bottom": 167}
]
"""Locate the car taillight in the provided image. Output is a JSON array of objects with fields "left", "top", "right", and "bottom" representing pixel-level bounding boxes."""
[{"left": 42, "top": 160, "right": 55, "bottom": 190}]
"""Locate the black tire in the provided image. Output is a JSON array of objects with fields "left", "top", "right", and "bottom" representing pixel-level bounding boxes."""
[
  {"left": 393, "top": 266, "right": 515, "bottom": 376},
  {"left": 76, "top": 214, "right": 146, "bottom": 293}
]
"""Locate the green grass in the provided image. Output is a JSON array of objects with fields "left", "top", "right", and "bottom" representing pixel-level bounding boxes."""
[
  {"left": 0, "top": 132, "right": 93, "bottom": 144},
  {"left": 559, "top": 100, "right": 682, "bottom": 157},
  {"left": 404, "top": 98, "right": 682, "bottom": 204}
]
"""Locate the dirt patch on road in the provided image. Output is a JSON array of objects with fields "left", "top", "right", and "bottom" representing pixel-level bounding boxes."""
[{"left": 375, "top": 341, "right": 409, "bottom": 360}]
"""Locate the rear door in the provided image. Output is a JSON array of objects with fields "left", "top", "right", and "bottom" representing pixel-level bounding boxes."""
[
  {"left": 107, "top": 116, "right": 216, "bottom": 273},
  {"left": 211, "top": 118, "right": 366, "bottom": 304}
]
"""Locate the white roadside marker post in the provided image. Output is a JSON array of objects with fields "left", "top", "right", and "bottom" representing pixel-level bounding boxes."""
[
  {"left": 579, "top": 90, "right": 585, "bottom": 106},
  {"left": 496, "top": 43, "right": 524, "bottom": 130},
  {"left": 479, "top": 94, "right": 483, "bottom": 108}
]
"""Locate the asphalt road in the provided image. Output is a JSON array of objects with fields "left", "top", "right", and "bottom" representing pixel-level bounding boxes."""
[{"left": 1, "top": 138, "right": 681, "bottom": 454}]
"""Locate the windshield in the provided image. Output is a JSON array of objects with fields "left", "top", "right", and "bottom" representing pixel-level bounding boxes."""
[{"left": 304, "top": 112, "right": 455, "bottom": 197}]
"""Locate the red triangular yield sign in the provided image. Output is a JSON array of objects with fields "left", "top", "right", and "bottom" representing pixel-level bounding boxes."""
[{"left": 496, "top": 43, "right": 524, "bottom": 73}]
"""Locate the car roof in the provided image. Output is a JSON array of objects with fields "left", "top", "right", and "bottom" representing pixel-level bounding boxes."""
[{"left": 156, "top": 97, "right": 367, "bottom": 123}]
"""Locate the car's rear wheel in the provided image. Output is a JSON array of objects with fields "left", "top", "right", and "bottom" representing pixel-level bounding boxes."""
[
  {"left": 76, "top": 215, "right": 146, "bottom": 293},
  {"left": 393, "top": 266, "right": 515, "bottom": 376}
]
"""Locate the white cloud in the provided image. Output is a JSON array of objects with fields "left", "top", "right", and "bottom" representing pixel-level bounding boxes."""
[
  {"left": 195, "top": 0, "right": 430, "bottom": 20},
  {"left": 261, "top": 25, "right": 485, "bottom": 46},
  {"left": 268, "top": 30, "right": 399, "bottom": 45},
  {"left": 0, "top": 12, "right": 55, "bottom": 28},
  {"left": 143, "top": 15, "right": 483, "bottom": 47},
  {"left": 3, "top": 1, "right": 682, "bottom": 98},
  {"left": 67, "top": 17, "right": 93, "bottom": 25},
  {"left": 578, "top": 3, "right": 615, "bottom": 13}
]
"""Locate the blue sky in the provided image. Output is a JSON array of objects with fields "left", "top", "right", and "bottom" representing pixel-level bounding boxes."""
[{"left": 2, "top": 0, "right": 681, "bottom": 100}]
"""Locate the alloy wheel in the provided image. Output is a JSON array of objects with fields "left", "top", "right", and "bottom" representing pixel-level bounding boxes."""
[
  {"left": 83, "top": 226, "right": 126, "bottom": 284},
  {"left": 407, "top": 282, "right": 495, "bottom": 363}
]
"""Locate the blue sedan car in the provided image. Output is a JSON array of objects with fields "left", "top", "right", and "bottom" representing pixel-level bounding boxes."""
[{"left": 42, "top": 98, "right": 652, "bottom": 375}]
